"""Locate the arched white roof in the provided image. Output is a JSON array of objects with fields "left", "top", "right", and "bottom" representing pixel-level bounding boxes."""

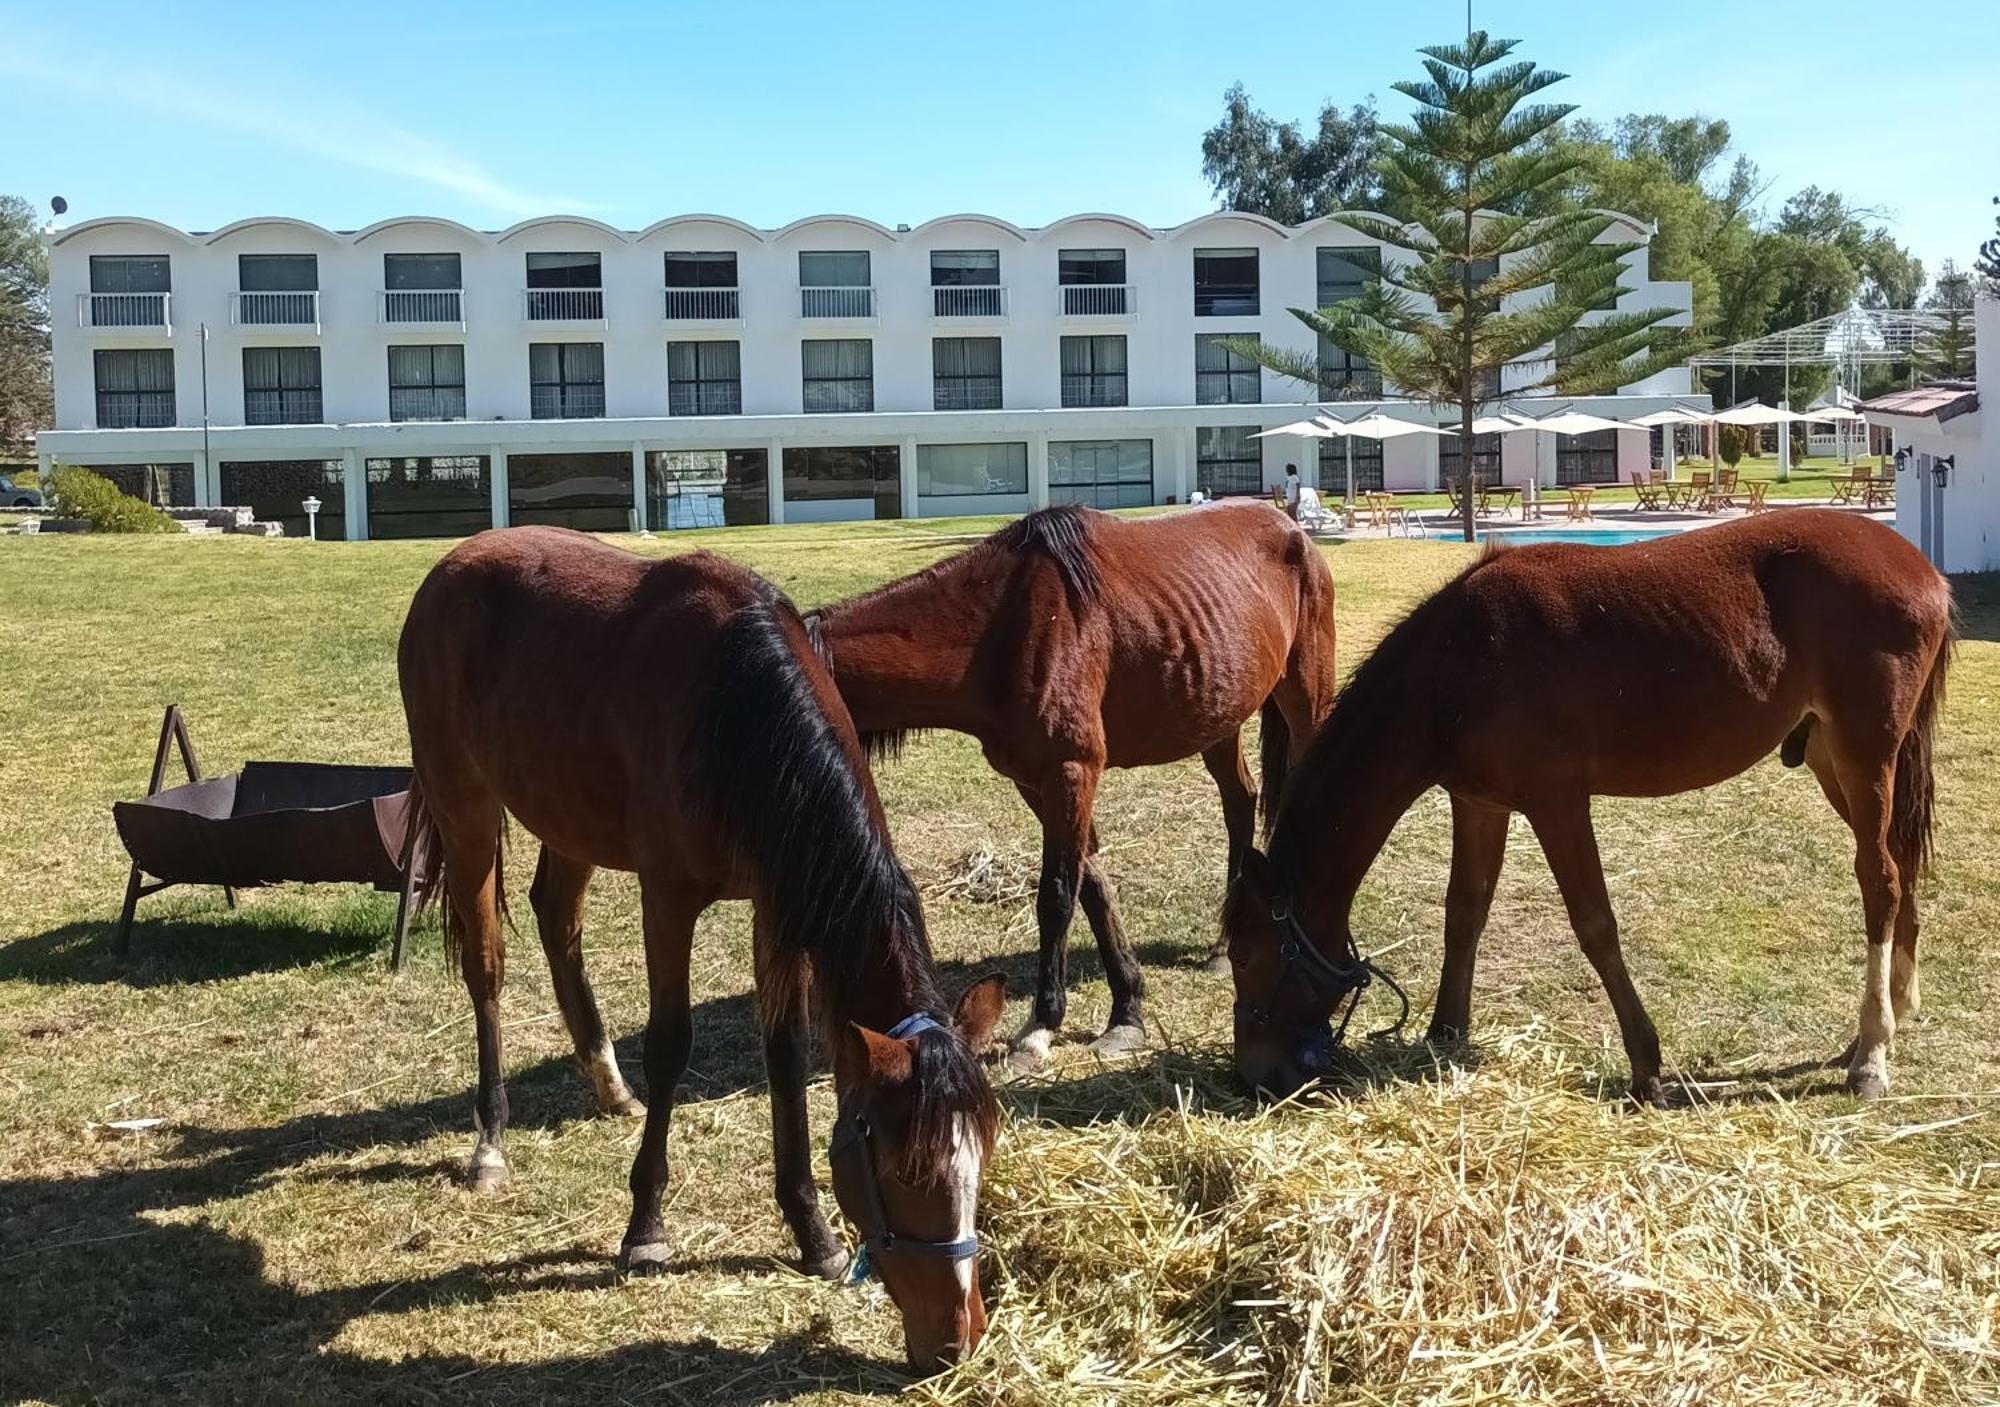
[
  {"left": 351, "top": 215, "right": 488, "bottom": 244},
  {"left": 48, "top": 216, "right": 198, "bottom": 247},
  {"left": 1291, "top": 211, "right": 1401, "bottom": 242},
  {"left": 1035, "top": 212, "right": 1158, "bottom": 241},
  {"left": 1165, "top": 210, "right": 1292, "bottom": 240},
  {"left": 634, "top": 213, "right": 769, "bottom": 242},
  {"left": 495, "top": 214, "right": 631, "bottom": 244},
  {"left": 202, "top": 216, "right": 343, "bottom": 244},
  {"left": 774, "top": 213, "right": 898, "bottom": 242},
  {"left": 1590, "top": 208, "right": 1654, "bottom": 240},
  {"left": 909, "top": 213, "right": 1028, "bottom": 242}
]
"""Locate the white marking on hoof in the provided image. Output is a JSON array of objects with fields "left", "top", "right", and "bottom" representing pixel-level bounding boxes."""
[
  {"left": 466, "top": 1141, "right": 510, "bottom": 1193},
  {"left": 1202, "top": 950, "right": 1231, "bottom": 976},
  {"left": 586, "top": 1044, "right": 643, "bottom": 1117},
  {"left": 1006, "top": 1024, "right": 1055, "bottom": 1074},
  {"left": 619, "top": 1240, "right": 672, "bottom": 1275},
  {"left": 1088, "top": 1024, "right": 1148, "bottom": 1059}
]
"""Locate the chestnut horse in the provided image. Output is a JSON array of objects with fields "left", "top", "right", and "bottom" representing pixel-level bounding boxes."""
[
  {"left": 808, "top": 502, "right": 1338, "bottom": 1067},
  {"left": 1222, "top": 510, "right": 1952, "bottom": 1103},
  {"left": 399, "top": 527, "right": 1005, "bottom": 1372}
]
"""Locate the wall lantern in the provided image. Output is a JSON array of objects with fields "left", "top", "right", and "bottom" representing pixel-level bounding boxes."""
[
  {"left": 1892, "top": 445, "right": 1915, "bottom": 472},
  {"left": 1932, "top": 455, "right": 1954, "bottom": 491}
]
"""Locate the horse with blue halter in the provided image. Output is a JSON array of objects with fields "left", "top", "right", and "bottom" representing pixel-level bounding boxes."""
[
  {"left": 399, "top": 527, "right": 1005, "bottom": 1372},
  {"left": 1222, "top": 511, "right": 1953, "bottom": 1104}
]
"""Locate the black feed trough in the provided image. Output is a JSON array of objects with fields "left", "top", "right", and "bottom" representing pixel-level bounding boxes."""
[{"left": 111, "top": 707, "right": 426, "bottom": 967}]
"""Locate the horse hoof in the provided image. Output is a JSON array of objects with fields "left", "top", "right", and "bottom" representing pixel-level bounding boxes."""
[
  {"left": 603, "top": 1094, "right": 646, "bottom": 1119},
  {"left": 1847, "top": 1068, "right": 1890, "bottom": 1101},
  {"left": 1629, "top": 1076, "right": 1667, "bottom": 1109},
  {"left": 465, "top": 1145, "right": 510, "bottom": 1194},
  {"left": 1423, "top": 1022, "right": 1466, "bottom": 1047},
  {"left": 1006, "top": 1027, "right": 1054, "bottom": 1074},
  {"left": 619, "top": 1240, "right": 673, "bottom": 1276},
  {"left": 803, "top": 1249, "right": 851, "bottom": 1282},
  {"left": 1201, "top": 950, "right": 1231, "bottom": 976},
  {"left": 1089, "top": 1024, "right": 1147, "bottom": 1059}
]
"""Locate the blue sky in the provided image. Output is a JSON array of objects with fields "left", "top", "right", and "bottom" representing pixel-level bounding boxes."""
[{"left": 4, "top": 0, "right": 1995, "bottom": 285}]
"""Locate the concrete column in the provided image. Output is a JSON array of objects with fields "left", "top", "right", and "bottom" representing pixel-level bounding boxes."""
[
  {"left": 342, "top": 447, "right": 366, "bottom": 541},
  {"left": 1662, "top": 425, "right": 1678, "bottom": 481},
  {"left": 1176, "top": 425, "right": 1198, "bottom": 501},
  {"left": 630, "top": 441, "right": 647, "bottom": 533},
  {"left": 1028, "top": 430, "right": 1050, "bottom": 508},
  {"left": 766, "top": 436, "right": 785, "bottom": 525},
  {"left": 1538, "top": 433, "right": 1558, "bottom": 489},
  {"left": 1777, "top": 400, "right": 1793, "bottom": 481},
  {"left": 192, "top": 450, "right": 213, "bottom": 508},
  {"left": 899, "top": 434, "right": 919, "bottom": 520},
  {"left": 1423, "top": 435, "right": 1441, "bottom": 493},
  {"left": 490, "top": 447, "right": 509, "bottom": 529}
]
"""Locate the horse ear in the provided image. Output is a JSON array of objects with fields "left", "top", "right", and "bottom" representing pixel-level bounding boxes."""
[
  {"left": 1238, "top": 847, "right": 1273, "bottom": 896},
  {"left": 952, "top": 972, "right": 1007, "bottom": 1051},
  {"left": 841, "top": 1021, "right": 916, "bottom": 1088}
]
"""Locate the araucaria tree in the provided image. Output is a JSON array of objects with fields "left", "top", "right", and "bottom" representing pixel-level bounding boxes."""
[{"left": 1228, "top": 32, "right": 1682, "bottom": 541}]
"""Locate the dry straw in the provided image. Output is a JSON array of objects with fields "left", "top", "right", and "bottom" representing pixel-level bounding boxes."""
[{"left": 920, "top": 1026, "right": 1999, "bottom": 1407}]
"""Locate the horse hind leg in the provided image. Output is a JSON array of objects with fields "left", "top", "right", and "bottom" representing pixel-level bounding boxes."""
[
  {"left": 436, "top": 799, "right": 512, "bottom": 1192},
  {"left": 1824, "top": 733, "right": 1902, "bottom": 1100},
  {"left": 1199, "top": 733, "right": 1259, "bottom": 974},
  {"left": 530, "top": 846, "right": 641, "bottom": 1118}
]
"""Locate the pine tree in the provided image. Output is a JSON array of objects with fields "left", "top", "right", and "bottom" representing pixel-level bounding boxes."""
[
  {"left": 1923, "top": 261, "right": 1976, "bottom": 380},
  {"left": 1225, "top": 32, "right": 1683, "bottom": 540}
]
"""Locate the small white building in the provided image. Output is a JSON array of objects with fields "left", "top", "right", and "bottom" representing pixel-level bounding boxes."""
[
  {"left": 35, "top": 207, "right": 1696, "bottom": 539},
  {"left": 1862, "top": 299, "right": 1995, "bottom": 574}
]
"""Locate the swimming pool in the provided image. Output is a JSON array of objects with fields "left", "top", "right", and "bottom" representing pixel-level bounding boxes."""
[{"left": 1429, "top": 526, "right": 1678, "bottom": 547}]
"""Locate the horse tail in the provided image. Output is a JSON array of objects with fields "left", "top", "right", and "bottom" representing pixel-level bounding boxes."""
[
  {"left": 1258, "top": 698, "right": 1290, "bottom": 836},
  {"left": 403, "top": 774, "right": 509, "bottom": 969},
  {"left": 1890, "top": 621, "right": 1953, "bottom": 880}
]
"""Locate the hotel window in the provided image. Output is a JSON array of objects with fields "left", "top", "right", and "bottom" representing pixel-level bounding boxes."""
[
  {"left": 525, "top": 252, "right": 604, "bottom": 320},
  {"left": 664, "top": 252, "right": 740, "bottom": 319},
  {"left": 1557, "top": 428, "right": 1620, "bottom": 485},
  {"left": 1196, "top": 424, "right": 1263, "bottom": 497},
  {"left": 1315, "top": 247, "right": 1381, "bottom": 394},
  {"left": 1050, "top": 439, "right": 1153, "bottom": 510},
  {"left": 933, "top": 337, "right": 1001, "bottom": 410},
  {"left": 1194, "top": 248, "right": 1259, "bottom": 317},
  {"left": 1438, "top": 432, "right": 1502, "bottom": 489},
  {"left": 1059, "top": 249, "right": 1128, "bottom": 316},
  {"left": 1059, "top": 335, "right": 1127, "bottom": 408},
  {"left": 383, "top": 253, "right": 462, "bottom": 323},
  {"left": 917, "top": 442, "right": 1028, "bottom": 499},
  {"left": 1195, "top": 334, "right": 1260, "bottom": 405},
  {"left": 529, "top": 342, "right": 606, "bottom": 419},
  {"left": 236, "top": 253, "right": 318, "bottom": 324},
  {"left": 668, "top": 340, "right": 742, "bottom": 415},
  {"left": 800, "top": 251, "right": 872, "bottom": 317},
  {"left": 801, "top": 339, "right": 873, "bottom": 412},
  {"left": 241, "top": 346, "right": 323, "bottom": 425},
  {"left": 782, "top": 444, "right": 901, "bottom": 519},
  {"left": 365, "top": 455, "right": 492, "bottom": 539},
  {"left": 388, "top": 345, "right": 466, "bottom": 421},
  {"left": 1317, "top": 436, "right": 1384, "bottom": 495},
  {"left": 931, "top": 250, "right": 1002, "bottom": 316},
  {"left": 93, "top": 348, "right": 175, "bottom": 428},
  {"left": 94, "top": 345, "right": 176, "bottom": 423},
  {"left": 88, "top": 255, "right": 171, "bottom": 326}
]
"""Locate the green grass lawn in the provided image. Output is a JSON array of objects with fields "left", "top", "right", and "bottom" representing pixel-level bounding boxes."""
[{"left": 1, "top": 521, "right": 1996, "bottom": 1404}]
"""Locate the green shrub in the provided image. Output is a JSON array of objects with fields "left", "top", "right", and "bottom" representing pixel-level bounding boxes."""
[
  {"left": 46, "top": 467, "right": 181, "bottom": 534},
  {"left": 1717, "top": 425, "right": 1747, "bottom": 469}
]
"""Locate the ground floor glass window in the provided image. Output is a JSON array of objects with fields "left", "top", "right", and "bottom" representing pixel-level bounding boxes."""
[
  {"left": 94, "top": 462, "right": 195, "bottom": 507},
  {"left": 365, "top": 455, "right": 491, "bottom": 538},
  {"left": 1049, "top": 439, "right": 1152, "bottom": 509},
  {"left": 645, "top": 449, "right": 769, "bottom": 529},
  {"left": 781, "top": 445, "right": 900, "bottom": 519},
  {"left": 508, "top": 452, "right": 631, "bottom": 532},
  {"left": 218, "top": 459, "right": 346, "bottom": 537},
  {"left": 1556, "top": 429, "right": 1619, "bottom": 485},
  {"left": 916, "top": 442, "right": 1027, "bottom": 501},
  {"left": 1196, "top": 425, "right": 1263, "bottom": 498},
  {"left": 1317, "top": 437, "right": 1383, "bottom": 495}
]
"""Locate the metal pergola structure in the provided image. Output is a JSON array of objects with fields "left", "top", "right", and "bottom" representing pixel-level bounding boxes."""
[{"left": 1686, "top": 308, "right": 1974, "bottom": 404}]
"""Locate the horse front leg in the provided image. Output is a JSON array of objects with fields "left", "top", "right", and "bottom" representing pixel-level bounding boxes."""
[
  {"left": 755, "top": 917, "right": 845, "bottom": 1279},
  {"left": 1428, "top": 796, "right": 1510, "bottom": 1043},
  {"left": 619, "top": 876, "right": 704, "bottom": 1274},
  {"left": 1526, "top": 799, "right": 1665, "bottom": 1106},
  {"left": 1199, "top": 733, "right": 1258, "bottom": 974},
  {"left": 1008, "top": 761, "right": 1099, "bottom": 1073},
  {"left": 1078, "top": 824, "right": 1147, "bottom": 1057},
  {"left": 530, "top": 845, "right": 642, "bottom": 1117}
]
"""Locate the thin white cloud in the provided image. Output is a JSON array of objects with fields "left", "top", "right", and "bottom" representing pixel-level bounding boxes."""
[{"left": 0, "top": 36, "right": 583, "bottom": 218}]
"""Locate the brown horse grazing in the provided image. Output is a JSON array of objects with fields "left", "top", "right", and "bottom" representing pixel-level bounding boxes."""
[
  {"left": 1222, "top": 509, "right": 1953, "bottom": 1104},
  {"left": 399, "top": 527, "right": 1006, "bottom": 1372},
  {"left": 808, "top": 502, "right": 1338, "bottom": 1068}
]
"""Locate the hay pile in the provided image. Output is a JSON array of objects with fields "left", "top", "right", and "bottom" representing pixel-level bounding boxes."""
[{"left": 927, "top": 1027, "right": 1999, "bottom": 1406}]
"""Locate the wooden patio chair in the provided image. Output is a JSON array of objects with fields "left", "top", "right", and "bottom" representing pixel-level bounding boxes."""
[
  {"left": 1706, "top": 469, "right": 1740, "bottom": 512},
  {"left": 1864, "top": 474, "right": 1896, "bottom": 510},
  {"left": 1631, "top": 471, "right": 1664, "bottom": 511},
  {"left": 1830, "top": 466, "right": 1871, "bottom": 506},
  {"left": 1670, "top": 470, "right": 1711, "bottom": 512}
]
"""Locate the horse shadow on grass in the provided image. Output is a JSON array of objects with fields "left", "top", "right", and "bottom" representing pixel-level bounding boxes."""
[{"left": 0, "top": 906, "right": 402, "bottom": 988}]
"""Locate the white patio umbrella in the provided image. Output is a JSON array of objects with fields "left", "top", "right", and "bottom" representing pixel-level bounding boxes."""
[
  {"left": 1712, "top": 401, "right": 1813, "bottom": 426},
  {"left": 1623, "top": 407, "right": 1715, "bottom": 479},
  {"left": 1322, "top": 411, "right": 1451, "bottom": 510},
  {"left": 1502, "top": 409, "right": 1638, "bottom": 498}
]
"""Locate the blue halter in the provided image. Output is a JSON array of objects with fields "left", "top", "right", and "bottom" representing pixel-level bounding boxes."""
[{"left": 831, "top": 1012, "right": 981, "bottom": 1284}]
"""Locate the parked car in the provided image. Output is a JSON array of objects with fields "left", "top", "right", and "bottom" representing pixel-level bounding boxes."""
[{"left": 0, "top": 475, "right": 44, "bottom": 509}]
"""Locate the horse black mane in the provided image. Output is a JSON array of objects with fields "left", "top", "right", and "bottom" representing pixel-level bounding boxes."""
[
  {"left": 689, "top": 583, "right": 997, "bottom": 1178},
  {"left": 986, "top": 503, "right": 1102, "bottom": 602}
]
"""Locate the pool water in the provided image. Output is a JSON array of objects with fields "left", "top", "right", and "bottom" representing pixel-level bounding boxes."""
[{"left": 1429, "top": 527, "right": 1678, "bottom": 547}]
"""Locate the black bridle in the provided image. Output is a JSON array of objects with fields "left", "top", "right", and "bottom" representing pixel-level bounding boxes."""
[
  {"left": 1234, "top": 896, "right": 1409, "bottom": 1072},
  {"left": 829, "top": 1012, "right": 979, "bottom": 1284}
]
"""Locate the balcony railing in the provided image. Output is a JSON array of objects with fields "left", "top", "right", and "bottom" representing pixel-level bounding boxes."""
[
  {"left": 668, "top": 382, "right": 744, "bottom": 416},
  {"left": 800, "top": 286, "right": 875, "bottom": 318},
  {"left": 1059, "top": 284, "right": 1135, "bottom": 318},
  {"left": 530, "top": 386, "right": 608, "bottom": 419},
  {"left": 230, "top": 290, "right": 321, "bottom": 330},
  {"left": 380, "top": 289, "right": 465, "bottom": 328},
  {"left": 79, "top": 291, "right": 172, "bottom": 332},
  {"left": 523, "top": 288, "right": 606, "bottom": 323},
  {"left": 933, "top": 285, "right": 1008, "bottom": 318},
  {"left": 388, "top": 387, "right": 467, "bottom": 422},
  {"left": 664, "top": 287, "right": 742, "bottom": 321}
]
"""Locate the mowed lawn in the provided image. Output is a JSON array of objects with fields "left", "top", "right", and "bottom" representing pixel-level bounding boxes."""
[{"left": 2, "top": 519, "right": 1998, "bottom": 1406}]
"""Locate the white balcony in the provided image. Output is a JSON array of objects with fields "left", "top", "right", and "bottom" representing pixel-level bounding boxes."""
[
  {"left": 663, "top": 287, "right": 742, "bottom": 322},
  {"left": 523, "top": 287, "right": 606, "bottom": 325},
  {"left": 230, "top": 290, "right": 321, "bottom": 332},
  {"left": 1059, "top": 283, "right": 1137, "bottom": 319},
  {"left": 77, "top": 291, "right": 172, "bottom": 333},
  {"left": 800, "top": 286, "right": 875, "bottom": 319},
  {"left": 379, "top": 288, "right": 465, "bottom": 329},
  {"left": 932, "top": 285, "right": 1008, "bottom": 319}
]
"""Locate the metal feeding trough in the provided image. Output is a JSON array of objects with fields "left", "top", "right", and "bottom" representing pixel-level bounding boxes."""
[{"left": 112, "top": 706, "right": 425, "bottom": 967}]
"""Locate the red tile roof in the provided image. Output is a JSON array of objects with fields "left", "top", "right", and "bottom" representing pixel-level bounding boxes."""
[{"left": 1861, "top": 382, "right": 1980, "bottom": 423}]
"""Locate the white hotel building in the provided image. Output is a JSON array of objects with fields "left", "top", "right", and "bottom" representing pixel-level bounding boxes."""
[{"left": 37, "top": 210, "right": 1696, "bottom": 539}]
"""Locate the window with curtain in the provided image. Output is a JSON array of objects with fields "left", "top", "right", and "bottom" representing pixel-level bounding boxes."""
[
  {"left": 799, "top": 251, "right": 870, "bottom": 286},
  {"left": 1194, "top": 248, "right": 1260, "bottom": 316},
  {"left": 1049, "top": 439, "right": 1153, "bottom": 509},
  {"left": 93, "top": 348, "right": 175, "bottom": 428},
  {"left": 388, "top": 344, "right": 466, "bottom": 421},
  {"left": 668, "top": 340, "right": 742, "bottom": 415},
  {"left": 525, "top": 252, "right": 602, "bottom": 287},
  {"left": 1058, "top": 249, "right": 1125, "bottom": 285},
  {"left": 1317, "top": 436, "right": 1384, "bottom": 494},
  {"left": 242, "top": 346, "right": 323, "bottom": 425},
  {"left": 1315, "top": 246, "right": 1381, "bottom": 394},
  {"left": 1195, "top": 334, "right": 1260, "bottom": 405},
  {"left": 1438, "top": 432, "right": 1502, "bottom": 489},
  {"left": 930, "top": 250, "right": 999, "bottom": 285},
  {"left": 384, "top": 253, "right": 461, "bottom": 289},
  {"left": 238, "top": 253, "right": 318, "bottom": 291},
  {"left": 802, "top": 339, "right": 873, "bottom": 412},
  {"left": 933, "top": 337, "right": 1001, "bottom": 409},
  {"left": 529, "top": 342, "right": 605, "bottom": 419},
  {"left": 1196, "top": 424, "right": 1263, "bottom": 497},
  {"left": 664, "top": 252, "right": 738, "bottom": 287},
  {"left": 89, "top": 255, "right": 171, "bottom": 293},
  {"left": 916, "top": 442, "right": 1027, "bottom": 498},
  {"left": 1060, "top": 335, "right": 1127, "bottom": 407},
  {"left": 1556, "top": 429, "right": 1620, "bottom": 485}
]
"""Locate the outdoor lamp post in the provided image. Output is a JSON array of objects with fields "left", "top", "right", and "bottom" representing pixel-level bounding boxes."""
[{"left": 302, "top": 495, "right": 321, "bottom": 541}]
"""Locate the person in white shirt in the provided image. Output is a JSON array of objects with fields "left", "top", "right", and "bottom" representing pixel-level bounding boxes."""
[{"left": 1282, "top": 464, "right": 1302, "bottom": 520}]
